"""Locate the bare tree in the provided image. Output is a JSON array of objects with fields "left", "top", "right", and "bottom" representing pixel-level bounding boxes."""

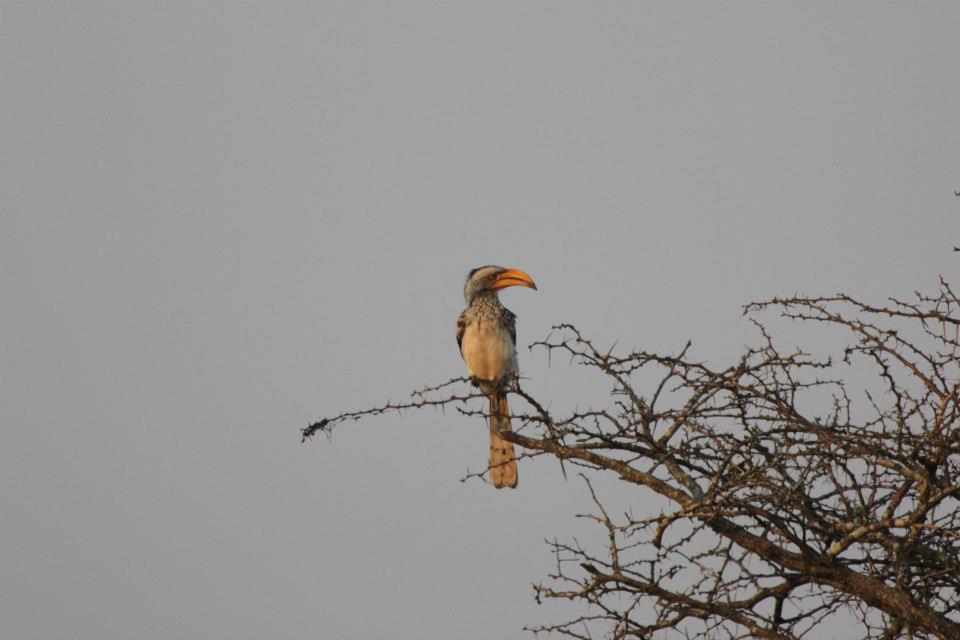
[{"left": 303, "top": 279, "right": 960, "bottom": 640}]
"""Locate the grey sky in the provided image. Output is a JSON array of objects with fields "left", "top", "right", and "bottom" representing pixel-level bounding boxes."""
[{"left": 2, "top": 3, "right": 958, "bottom": 639}]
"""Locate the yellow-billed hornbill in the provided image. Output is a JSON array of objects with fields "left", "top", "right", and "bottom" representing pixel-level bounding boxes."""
[{"left": 456, "top": 266, "right": 537, "bottom": 489}]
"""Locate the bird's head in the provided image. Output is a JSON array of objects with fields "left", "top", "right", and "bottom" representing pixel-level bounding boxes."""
[{"left": 463, "top": 265, "right": 537, "bottom": 304}]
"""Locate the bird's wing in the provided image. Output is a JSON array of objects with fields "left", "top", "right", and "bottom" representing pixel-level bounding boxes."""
[
  {"left": 456, "top": 310, "right": 468, "bottom": 357},
  {"left": 503, "top": 308, "right": 517, "bottom": 346}
]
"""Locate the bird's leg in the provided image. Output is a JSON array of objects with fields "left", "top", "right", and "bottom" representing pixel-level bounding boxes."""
[
  {"left": 498, "top": 373, "right": 519, "bottom": 396},
  {"left": 469, "top": 375, "right": 481, "bottom": 389}
]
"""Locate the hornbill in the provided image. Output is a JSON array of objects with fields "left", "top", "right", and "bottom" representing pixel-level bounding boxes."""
[{"left": 456, "top": 266, "right": 537, "bottom": 488}]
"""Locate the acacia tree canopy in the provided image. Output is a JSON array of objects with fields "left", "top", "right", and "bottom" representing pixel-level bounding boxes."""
[{"left": 304, "top": 279, "right": 960, "bottom": 640}]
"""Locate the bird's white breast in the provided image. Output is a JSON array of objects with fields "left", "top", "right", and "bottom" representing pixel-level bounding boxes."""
[{"left": 460, "top": 317, "right": 518, "bottom": 385}]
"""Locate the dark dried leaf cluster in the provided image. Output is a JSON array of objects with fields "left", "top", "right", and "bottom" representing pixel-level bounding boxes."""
[{"left": 304, "top": 279, "right": 960, "bottom": 640}]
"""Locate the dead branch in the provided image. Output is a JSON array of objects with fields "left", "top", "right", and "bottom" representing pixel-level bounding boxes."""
[{"left": 304, "top": 280, "right": 960, "bottom": 640}]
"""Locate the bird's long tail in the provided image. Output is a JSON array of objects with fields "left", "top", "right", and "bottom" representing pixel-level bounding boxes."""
[{"left": 488, "top": 393, "right": 518, "bottom": 489}]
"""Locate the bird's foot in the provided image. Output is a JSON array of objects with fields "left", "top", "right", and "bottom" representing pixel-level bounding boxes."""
[{"left": 494, "top": 376, "right": 517, "bottom": 396}]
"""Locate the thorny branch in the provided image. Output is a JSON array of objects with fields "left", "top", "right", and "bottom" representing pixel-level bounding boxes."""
[{"left": 304, "top": 279, "right": 960, "bottom": 640}]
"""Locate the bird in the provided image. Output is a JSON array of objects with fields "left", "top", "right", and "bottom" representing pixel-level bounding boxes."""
[{"left": 456, "top": 265, "right": 537, "bottom": 489}]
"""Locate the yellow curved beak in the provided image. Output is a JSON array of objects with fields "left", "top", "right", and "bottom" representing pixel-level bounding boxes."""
[{"left": 490, "top": 268, "right": 537, "bottom": 291}]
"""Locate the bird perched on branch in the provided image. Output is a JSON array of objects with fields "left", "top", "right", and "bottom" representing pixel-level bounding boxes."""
[{"left": 457, "top": 266, "right": 537, "bottom": 488}]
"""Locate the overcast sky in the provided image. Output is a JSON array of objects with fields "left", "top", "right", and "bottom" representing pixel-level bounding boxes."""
[{"left": 2, "top": 3, "right": 958, "bottom": 639}]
